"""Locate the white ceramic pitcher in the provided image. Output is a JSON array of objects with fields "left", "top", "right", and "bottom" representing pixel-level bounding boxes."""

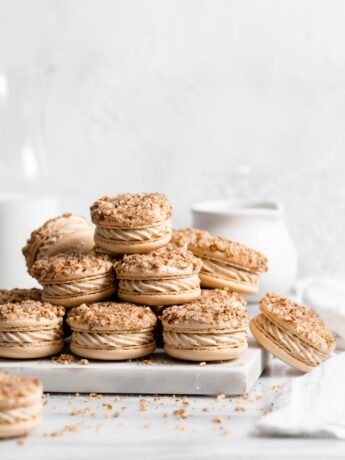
[{"left": 192, "top": 200, "right": 298, "bottom": 301}]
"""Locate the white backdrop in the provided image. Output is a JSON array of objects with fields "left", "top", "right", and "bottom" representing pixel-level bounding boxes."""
[{"left": 0, "top": 0, "right": 345, "bottom": 275}]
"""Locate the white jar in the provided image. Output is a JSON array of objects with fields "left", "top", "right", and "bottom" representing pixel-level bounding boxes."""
[{"left": 192, "top": 200, "right": 298, "bottom": 301}]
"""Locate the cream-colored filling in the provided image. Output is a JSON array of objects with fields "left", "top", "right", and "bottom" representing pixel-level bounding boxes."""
[
  {"left": 201, "top": 258, "right": 258, "bottom": 285},
  {"left": 163, "top": 330, "right": 247, "bottom": 349},
  {"left": 118, "top": 275, "right": 199, "bottom": 294},
  {"left": 95, "top": 221, "right": 171, "bottom": 243},
  {"left": 0, "top": 402, "right": 42, "bottom": 425},
  {"left": 72, "top": 330, "right": 154, "bottom": 349},
  {"left": 43, "top": 273, "right": 115, "bottom": 298},
  {"left": 37, "top": 221, "right": 92, "bottom": 259},
  {"left": 0, "top": 328, "right": 63, "bottom": 344},
  {"left": 256, "top": 315, "right": 325, "bottom": 366}
]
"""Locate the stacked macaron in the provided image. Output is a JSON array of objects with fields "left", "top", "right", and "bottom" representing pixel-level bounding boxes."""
[
  {"left": 91, "top": 193, "right": 172, "bottom": 254},
  {"left": 0, "top": 372, "right": 43, "bottom": 439},
  {"left": 0, "top": 301, "right": 65, "bottom": 359},
  {"left": 161, "top": 290, "right": 249, "bottom": 361},
  {"left": 31, "top": 252, "right": 116, "bottom": 308},
  {"left": 67, "top": 302, "right": 157, "bottom": 360},
  {"left": 189, "top": 235, "right": 268, "bottom": 295},
  {"left": 23, "top": 213, "right": 95, "bottom": 274},
  {"left": 115, "top": 245, "right": 202, "bottom": 308}
]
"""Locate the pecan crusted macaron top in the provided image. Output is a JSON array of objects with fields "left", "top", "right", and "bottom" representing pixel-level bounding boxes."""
[
  {"left": 115, "top": 246, "right": 202, "bottom": 279},
  {"left": 200, "top": 289, "right": 247, "bottom": 311},
  {"left": 90, "top": 193, "right": 172, "bottom": 228},
  {"left": 161, "top": 298, "right": 249, "bottom": 331},
  {"left": 190, "top": 235, "right": 268, "bottom": 273},
  {"left": 31, "top": 252, "right": 114, "bottom": 283},
  {"left": 0, "top": 288, "right": 42, "bottom": 305},
  {"left": 0, "top": 372, "right": 43, "bottom": 410},
  {"left": 67, "top": 302, "right": 157, "bottom": 332},
  {"left": 260, "top": 293, "right": 336, "bottom": 354},
  {"left": 171, "top": 228, "right": 210, "bottom": 250},
  {"left": 0, "top": 300, "right": 65, "bottom": 325}
]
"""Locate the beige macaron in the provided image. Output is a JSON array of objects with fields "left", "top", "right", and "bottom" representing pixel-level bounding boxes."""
[
  {"left": 0, "top": 372, "right": 43, "bottom": 439},
  {"left": 0, "top": 301, "right": 65, "bottom": 359},
  {"left": 90, "top": 193, "right": 172, "bottom": 254},
  {"left": 68, "top": 302, "right": 157, "bottom": 360},
  {"left": 189, "top": 235, "right": 268, "bottom": 295},
  {"left": 0, "top": 288, "right": 42, "bottom": 305},
  {"left": 250, "top": 293, "right": 336, "bottom": 372},
  {"left": 22, "top": 213, "right": 95, "bottom": 273},
  {"left": 171, "top": 228, "right": 210, "bottom": 252},
  {"left": 161, "top": 293, "right": 249, "bottom": 362},
  {"left": 115, "top": 245, "right": 202, "bottom": 307},
  {"left": 31, "top": 252, "right": 116, "bottom": 308}
]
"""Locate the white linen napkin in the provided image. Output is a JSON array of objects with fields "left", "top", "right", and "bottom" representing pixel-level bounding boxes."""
[
  {"left": 257, "top": 352, "right": 345, "bottom": 438},
  {"left": 295, "top": 277, "right": 345, "bottom": 349}
]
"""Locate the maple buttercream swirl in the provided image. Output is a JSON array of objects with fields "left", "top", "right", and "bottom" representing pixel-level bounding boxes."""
[
  {"left": 0, "top": 402, "right": 42, "bottom": 424},
  {"left": 118, "top": 275, "right": 199, "bottom": 294},
  {"left": 200, "top": 258, "right": 258, "bottom": 285},
  {"left": 163, "top": 330, "right": 247, "bottom": 349},
  {"left": 43, "top": 273, "right": 115, "bottom": 298},
  {"left": 95, "top": 221, "right": 171, "bottom": 243},
  {"left": 72, "top": 331, "right": 154, "bottom": 349},
  {"left": 0, "top": 328, "right": 63, "bottom": 344},
  {"left": 255, "top": 314, "right": 325, "bottom": 366}
]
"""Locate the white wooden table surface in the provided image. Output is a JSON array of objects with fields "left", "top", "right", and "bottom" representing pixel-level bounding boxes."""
[{"left": 2, "top": 357, "right": 345, "bottom": 460}]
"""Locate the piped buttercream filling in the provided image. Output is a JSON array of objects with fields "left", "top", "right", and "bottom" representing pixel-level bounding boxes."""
[
  {"left": 118, "top": 275, "right": 199, "bottom": 294},
  {"left": 71, "top": 330, "right": 154, "bottom": 349},
  {"left": 163, "top": 330, "right": 247, "bottom": 349},
  {"left": 0, "top": 402, "right": 42, "bottom": 425},
  {"left": 0, "top": 328, "right": 63, "bottom": 344},
  {"left": 200, "top": 258, "right": 258, "bottom": 285},
  {"left": 95, "top": 221, "right": 171, "bottom": 243},
  {"left": 255, "top": 314, "right": 325, "bottom": 366},
  {"left": 43, "top": 273, "right": 115, "bottom": 298}
]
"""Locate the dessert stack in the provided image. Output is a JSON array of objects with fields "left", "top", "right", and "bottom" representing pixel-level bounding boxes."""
[{"left": 0, "top": 191, "right": 335, "bottom": 371}]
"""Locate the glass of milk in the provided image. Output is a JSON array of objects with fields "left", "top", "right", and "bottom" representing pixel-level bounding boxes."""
[{"left": 0, "top": 67, "right": 59, "bottom": 288}]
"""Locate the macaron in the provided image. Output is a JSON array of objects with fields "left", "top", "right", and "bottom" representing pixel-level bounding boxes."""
[
  {"left": 0, "top": 301, "right": 65, "bottom": 359},
  {"left": 0, "top": 372, "right": 43, "bottom": 439},
  {"left": 0, "top": 288, "right": 42, "bottom": 305},
  {"left": 115, "top": 246, "right": 202, "bottom": 307},
  {"left": 22, "top": 213, "right": 95, "bottom": 273},
  {"left": 171, "top": 228, "right": 210, "bottom": 251},
  {"left": 90, "top": 193, "right": 172, "bottom": 254},
  {"left": 250, "top": 293, "right": 336, "bottom": 372},
  {"left": 67, "top": 302, "right": 157, "bottom": 360},
  {"left": 161, "top": 293, "right": 249, "bottom": 361},
  {"left": 189, "top": 235, "right": 268, "bottom": 295},
  {"left": 31, "top": 252, "right": 116, "bottom": 308}
]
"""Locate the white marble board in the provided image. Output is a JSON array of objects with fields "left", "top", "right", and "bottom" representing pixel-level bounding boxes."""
[{"left": 0, "top": 340, "right": 268, "bottom": 396}]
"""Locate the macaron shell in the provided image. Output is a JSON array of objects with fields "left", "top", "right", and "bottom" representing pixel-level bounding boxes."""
[
  {"left": 118, "top": 288, "right": 201, "bottom": 307},
  {"left": 70, "top": 341, "right": 156, "bottom": 360},
  {"left": 250, "top": 317, "right": 315, "bottom": 373},
  {"left": 199, "top": 272, "right": 259, "bottom": 295},
  {"left": 0, "top": 339, "right": 64, "bottom": 359},
  {"left": 164, "top": 342, "right": 248, "bottom": 362},
  {"left": 0, "top": 414, "right": 42, "bottom": 439}
]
